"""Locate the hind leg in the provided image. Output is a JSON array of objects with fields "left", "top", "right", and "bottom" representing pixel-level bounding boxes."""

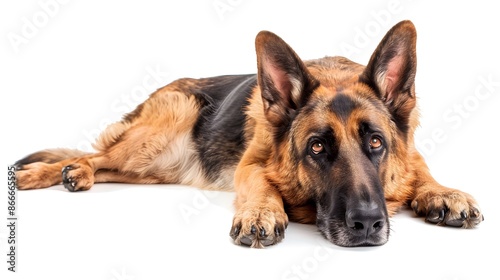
[
  {"left": 15, "top": 154, "right": 107, "bottom": 191},
  {"left": 60, "top": 156, "right": 99, "bottom": 191},
  {"left": 62, "top": 157, "right": 167, "bottom": 191},
  {"left": 15, "top": 161, "right": 67, "bottom": 190},
  {"left": 94, "top": 169, "right": 161, "bottom": 184},
  {"left": 16, "top": 90, "right": 204, "bottom": 191},
  {"left": 14, "top": 148, "right": 90, "bottom": 190},
  {"left": 16, "top": 154, "right": 162, "bottom": 191},
  {"left": 59, "top": 153, "right": 136, "bottom": 191},
  {"left": 16, "top": 152, "right": 121, "bottom": 191}
]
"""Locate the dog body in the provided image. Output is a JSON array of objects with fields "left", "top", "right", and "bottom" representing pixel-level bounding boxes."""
[{"left": 15, "top": 21, "right": 483, "bottom": 248}]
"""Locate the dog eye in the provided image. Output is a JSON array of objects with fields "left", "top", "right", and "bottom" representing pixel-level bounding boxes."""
[
  {"left": 369, "top": 136, "right": 383, "bottom": 149},
  {"left": 311, "top": 141, "right": 325, "bottom": 155}
]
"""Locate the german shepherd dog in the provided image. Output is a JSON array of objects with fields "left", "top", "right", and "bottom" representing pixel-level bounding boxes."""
[{"left": 14, "top": 20, "right": 483, "bottom": 248}]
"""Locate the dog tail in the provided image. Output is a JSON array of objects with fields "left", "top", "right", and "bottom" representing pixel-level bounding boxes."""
[{"left": 14, "top": 148, "right": 89, "bottom": 167}]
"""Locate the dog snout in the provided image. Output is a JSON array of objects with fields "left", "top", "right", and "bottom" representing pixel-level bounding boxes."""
[{"left": 345, "top": 204, "right": 386, "bottom": 238}]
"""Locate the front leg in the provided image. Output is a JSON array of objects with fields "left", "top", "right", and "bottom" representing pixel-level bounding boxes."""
[
  {"left": 230, "top": 163, "right": 288, "bottom": 248},
  {"left": 409, "top": 154, "right": 483, "bottom": 228}
]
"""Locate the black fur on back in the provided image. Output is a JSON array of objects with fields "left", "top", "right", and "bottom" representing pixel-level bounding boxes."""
[{"left": 192, "top": 74, "right": 257, "bottom": 182}]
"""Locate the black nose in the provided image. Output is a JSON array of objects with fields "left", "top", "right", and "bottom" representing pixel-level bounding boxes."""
[{"left": 345, "top": 206, "right": 385, "bottom": 237}]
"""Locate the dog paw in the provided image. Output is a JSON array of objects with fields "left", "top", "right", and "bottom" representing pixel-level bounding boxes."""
[
  {"left": 15, "top": 162, "right": 60, "bottom": 190},
  {"left": 230, "top": 203, "right": 288, "bottom": 248},
  {"left": 411, "top": 187, "right": 483, "bottom": 228},
  {"left": 62, "top": 164, "right": 94, "bottom": 192}
]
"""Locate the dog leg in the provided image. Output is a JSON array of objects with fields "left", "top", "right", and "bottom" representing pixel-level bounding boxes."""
[
  {"left": 15, "top": 160, "right": 70, "bottom": 190},
  {"left": 230, "top": 150, "right": 289, "bottom": 248},
  {"left": 15, "top": 153, "right": 117, "bottom": 192},
  {"left": 15, "top": 151, "right": 150, "bottom": 191},
  {"left": 230, "top": 182, "right": 288, "bottom": 248},
  {"left": 14, "top": 149, "right": 87, "bottom": 190},
  {"left": 93, "top": 169, "right": 160, "bottom": 184},
  {"left": 16, "top": 151, "right": 172, "bottom": 191},
  {"left": 60, "top": 153, "right": 166, "bottom": 191},
  {"left": 16, "top": 89, "right": 204, "bottom": 191},
  {"left": 60, "top": 154, "right": 108, "bottom": 191},
  {"left": 409, "top": 153, "right": 483, "bottom": 228}
]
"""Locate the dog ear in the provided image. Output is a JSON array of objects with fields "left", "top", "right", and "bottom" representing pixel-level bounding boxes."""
[
  {"left": 255, "top": 31, "right": 319, "bottom": 127},
  {"left": 361, "top": 20, "right": 417, "bottom": 133}
]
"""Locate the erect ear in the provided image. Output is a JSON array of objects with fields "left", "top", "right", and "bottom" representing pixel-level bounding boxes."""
[
  {"left": 361, "top": 20, "right": 417, "bottom": 133},
  {"left": 255, "top": 31, "right": 319, "bottom": 127}
]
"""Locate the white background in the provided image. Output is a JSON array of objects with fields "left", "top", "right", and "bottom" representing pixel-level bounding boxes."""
[{"left": 1, "top": 1, "right": 499, "bottom": 280}]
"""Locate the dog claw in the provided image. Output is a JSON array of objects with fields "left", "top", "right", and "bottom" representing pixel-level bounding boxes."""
[
  {"left": 64, "top": 184, "right": 75, "bottom": 192},
  {"left": 426, "top": 209, "right": 445, "bottom": 224},
  {"left": 231, "top": 225, "right": 241, "bottom": 238},
  {"left": 250, "top": 225, "right": 256, "bottom": 234},
  {"left": 275, "top": 226, "right": 281, "bottom": 237},
  {"left": 445, "top": 219, "right": 463, "bottom": 227},
  {"left": 425, "top": 206, "right": 483, "bottom": 227},
  {"left": 470, "top": 207, "right": 480, "bottom": 219},
  {"left": 460, "top": 211, "right": 467, "bottom": 220},
  {"left": 62, "top": 165, "right": 74, "bottom": 172}
]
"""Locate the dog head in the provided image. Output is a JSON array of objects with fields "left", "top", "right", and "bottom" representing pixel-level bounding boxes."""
[{"left": 256, "top": 20, "right": 417, "bottom": 246}]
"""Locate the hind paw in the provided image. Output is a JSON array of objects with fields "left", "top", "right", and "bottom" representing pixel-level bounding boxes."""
[
  {"left": 62, "top": 164, "right": 94, "bottom": 192},
  {"left": 15, "top": 162, "right": 61, "bottom": 190}
]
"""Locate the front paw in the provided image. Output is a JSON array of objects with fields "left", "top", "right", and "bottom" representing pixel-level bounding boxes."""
[
  {"left": 230, "top": 203, "right": 288, "bottom": 248},
  {"left": 411, "top": 187, "right": 483, "bottom": 228}
]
